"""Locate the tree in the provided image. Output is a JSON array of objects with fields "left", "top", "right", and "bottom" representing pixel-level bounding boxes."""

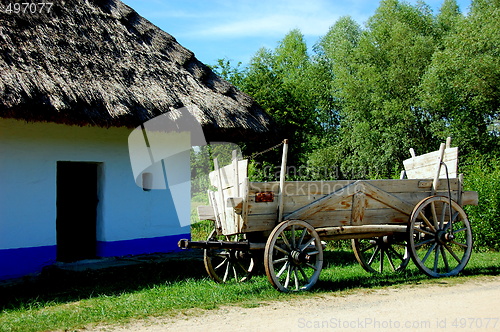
[{"left": 420, "top": 0, "right": 500, "bottom": 156}]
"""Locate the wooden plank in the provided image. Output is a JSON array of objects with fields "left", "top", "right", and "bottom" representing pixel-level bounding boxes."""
[
  {"left": 462, "top": 191, "right": 478, "bottom": 206},
  {"left": 316, "top": 225, "right": 407, "bottom": 237},
  {"left": 432, "top": 143, "right": 446, "bottom": 195},
  {"left": 403, "top": 147, "right": 458, "bottom": 179},
  {"left": 240, "top": 177, "right": 250, "bottom": 232},
  {"left": 277, "top": 139, "right": 289, "bottom": 223},
  {"left": 209, "top": 159, "right": 248, "bottom": 189},
  {"left": 197, "top": 205, "right": 215, "bottom": 221},
  {"left": 359, "top": 181, "right": 414, "bottom": 216},
  {"left": 208, "top": 190, "right": 222, "bottom": 232},
  {"left": 248, "top": 179, "right": 460, "bottom": 195},
  {"left": 351, "top": 192, "right": 367, "bottom": 225},
  {"left": 284, "top": 181, "right": 360, "bottom": 221}
]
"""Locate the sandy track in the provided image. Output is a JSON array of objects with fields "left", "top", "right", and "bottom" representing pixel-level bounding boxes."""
[{"left": 91, "top": 276, "right": 500, "bottom": 332}]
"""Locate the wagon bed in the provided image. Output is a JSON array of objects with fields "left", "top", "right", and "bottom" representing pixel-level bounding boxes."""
[{"left": 180, "top": 138, "right": 478, "bottom": 292}]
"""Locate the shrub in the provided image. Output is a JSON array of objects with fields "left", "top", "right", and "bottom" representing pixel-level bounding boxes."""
[{"left": 462, "top": 155, "right": 500, "bottom": 251}]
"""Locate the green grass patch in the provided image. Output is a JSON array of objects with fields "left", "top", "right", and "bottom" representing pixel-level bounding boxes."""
[{"left": 1, "top": 251, "right": 499, "bottom": 332}]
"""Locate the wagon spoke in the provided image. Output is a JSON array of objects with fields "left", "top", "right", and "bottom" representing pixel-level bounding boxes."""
[
  {"left": 387, "top": 250, "right": 397, "bottom": 271},
  {"left": 450, "top": 240, "right": 467, "bottom": 248},
  {"left": 215, "top": 258, "right": 228, "bottom": 271},
  {"left": 277, "top": 261, "right": 289, "bottom": 278},
  {"left": 453, "top": 227, "right": 467, "bottom": 234},
  {"left": 298, "top": 266, "right": 308, "bottom": 280},
  {"left": 281, "top": 232, "right": 292, "bottom": 250},
  {"left": 305, "top": 263, "right": 318, "bottom": 270},
  {"left": 232, "top": 266, "right": 238, "bottom": 281},
  {"left": 422, "top": 242, "right": 437, "bottom": 264},
  {"left": 414, "top": 227, "right": 435, "bottom": 237},
  {"left": 297, "top": 228, "right": 307, "bottom": 247},
  {"left": 441, "top": 245, "right": 450, "bottom": 272},
  {"left": 237, "top": 261, "right": 249, "bottom": 274},
  {"left": 291, "top": 225, "right": 296, "bottom": 248},
  {"left": 360, "top": 243, "right": 377, "bottom": 253},
  {"left": 379, "top": 248, "right": 384, "bottom": 272},
  {"left": 307, "top": 250, "right": 320, "bottom": 256},
  {"left": 414, "top": 238, "right": 435, "bottom": 249},
  {"left": 274, "top": 244, "right": 289, "bottom": 256},
  {"left": 433, "top": 244, "right": 440, "bottom": 273},
  {"left": 440, "top": 202, "right": 447, "bottom": 229},
  {"left": 431, "top": 201, "right": 439, "bottom": 229},
  {"left": 387, "top": 245, "right": 404, "bottom": 261},
  {"left": 443, "top": 244, "right": 462, "bottom": 263},
  {"left": 273, "top": 257, "right": 288, "bottom": 264},
  {"left": 294, "top": 267, "right": 299, "bottom": 290},
  {"left": 419, "top": 211, "right": 436, "bottom": 232},
  {"left": 284, "top": 264, "right": 291, "bottom": 289},
  {"left": 300, "top": 237, "right": 315, "bottom": 251},
  {"left": 367, "top": 246, "right": 380, "bottom": 266},
  {"left": 223, "top": 261, "right": 230, "bottom": 282}
]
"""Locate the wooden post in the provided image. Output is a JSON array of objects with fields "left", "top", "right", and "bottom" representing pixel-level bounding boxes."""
[
  {"left": 232, "top": 150, "right": 240, "bottom": 197},
  {"left": 431, "top": 143, "right": 446, "bottom": 195},
  {"left": 277, "top": 139, "right": 289, "bottom": 224},
  {"left": 213, "top": 158, "right": 226, "bottom": 226},
  {"left": 446, "top": 136, "right": 452, "bottom": 149}
]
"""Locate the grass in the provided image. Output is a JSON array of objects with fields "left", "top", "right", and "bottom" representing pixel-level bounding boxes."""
[{"left": 0, "top": 247, "right": 499, "bottom": 332}]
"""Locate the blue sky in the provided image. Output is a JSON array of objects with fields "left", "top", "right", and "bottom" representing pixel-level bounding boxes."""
[{"left": 121, "top": 0, "right": 472, "bottom": 67}]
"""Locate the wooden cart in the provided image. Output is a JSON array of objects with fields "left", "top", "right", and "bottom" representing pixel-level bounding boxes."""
[{"left": 179, "top": 138, "right": 478, "bottom": 292}]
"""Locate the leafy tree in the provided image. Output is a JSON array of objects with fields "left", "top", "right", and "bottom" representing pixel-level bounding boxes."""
[
  {"left": 314, "top": 0, "right": 441, "bottom": 178},
  {"left": 420, "top": 0, "right": 500, "bottom": 156}
]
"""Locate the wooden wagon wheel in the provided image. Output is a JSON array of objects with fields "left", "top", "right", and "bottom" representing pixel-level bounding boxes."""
[
  {"left": 408, "top": 196, "right": 472, "bottom": 277},
  {"left": 264, "top": 220, "right": 323, "bottom": 292},
  {"left": 352, "top": 234, "right": 410, "bottom": 273},
  {"left": 204, "top": 229, "right": 255, "bottom": 283}
]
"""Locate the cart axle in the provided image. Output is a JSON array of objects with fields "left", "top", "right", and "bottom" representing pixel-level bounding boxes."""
[{"left": 178, "top": 239, "right": 249, "bottom": 250}]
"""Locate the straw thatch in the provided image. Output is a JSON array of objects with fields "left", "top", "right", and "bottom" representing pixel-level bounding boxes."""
[{"left": 0, "top": 0, "right": 273, "bottom": 140}]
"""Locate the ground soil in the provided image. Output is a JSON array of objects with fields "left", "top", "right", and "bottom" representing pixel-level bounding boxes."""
[{"left": 89, "top": 275, "right": 500, "bottom": 332}]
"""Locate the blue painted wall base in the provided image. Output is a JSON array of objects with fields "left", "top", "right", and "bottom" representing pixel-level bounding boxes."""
[{"left": 0, "top": 233, "right": 191, "bottom": 281}]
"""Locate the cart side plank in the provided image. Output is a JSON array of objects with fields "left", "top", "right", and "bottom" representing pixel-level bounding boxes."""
[{"left": 403, "top": 147, "right": 458, "bottom": 179}]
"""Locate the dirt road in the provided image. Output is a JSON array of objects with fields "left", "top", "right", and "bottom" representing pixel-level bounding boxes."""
[{"left": 93, "top": 276, "right": 500, "bottom": 332}]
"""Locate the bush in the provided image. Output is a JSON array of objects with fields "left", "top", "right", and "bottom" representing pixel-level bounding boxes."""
[{"left": 462, "top": 155, "right": 500, "bottom": 251}]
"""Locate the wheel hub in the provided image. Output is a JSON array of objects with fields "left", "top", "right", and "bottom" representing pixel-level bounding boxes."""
[
  {"left": 290, "top": 250, "right": 310, "bottom": 265},
  {"left": 436, "top": 229, "right": 455, "bottom": 244}
]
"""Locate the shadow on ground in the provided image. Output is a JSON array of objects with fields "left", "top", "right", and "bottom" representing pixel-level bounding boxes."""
[{"left": 0, "top": 250, "right": 206, "bottom": 310}]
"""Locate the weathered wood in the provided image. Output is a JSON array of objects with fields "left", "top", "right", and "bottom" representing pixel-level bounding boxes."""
[
  {"left": 403, "top": 146, "right": 458, "bottom": 179},
  {"left": 248, "top": 179, "right": 460, "bottom": 195},
  {"left": 351, "top": 192, "right": 367, "bottom": 225},
  {"left": 432, "top": 143, "right": 446, "bottom": 195},
  {"left": 226, "top": 197, "right": 243, "bottom": 215},
  {"left": 209, "top": 159, "right": 248, "bottom": 189},
  {"left": 316, "top": 225, "right": 408, "bottom": 237},
  {"left": 197, "top": 205, "right": 216, "bottom": 221},
  {"left": 358, "top": 181, "right": 414, "bottom": 215},
  {"left": 277, "top": 139, "right": 289, "bottom": 223},
  {"left": 284, "top": 181, "right": 359, "bottom": 221}
]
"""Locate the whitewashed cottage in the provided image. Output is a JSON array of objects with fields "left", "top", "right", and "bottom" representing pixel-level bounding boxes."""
[{"left": 0, "top": 0, "right": 272, "bottom": 280}]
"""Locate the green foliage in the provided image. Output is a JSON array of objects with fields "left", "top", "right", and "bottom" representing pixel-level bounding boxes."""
[
  {"left": 207, "top": 0, "right": 500, "bottom": 250},
  {"left": 420, "top": 0, "right": 500, "bottom": 155},
  {"left": 463, "top": 155, "right": 500, "bottom": 251}
]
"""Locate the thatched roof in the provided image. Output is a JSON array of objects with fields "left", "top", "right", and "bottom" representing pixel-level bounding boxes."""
[{"left": 0, "top": 0, "right": 273, "bottom": 140}]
